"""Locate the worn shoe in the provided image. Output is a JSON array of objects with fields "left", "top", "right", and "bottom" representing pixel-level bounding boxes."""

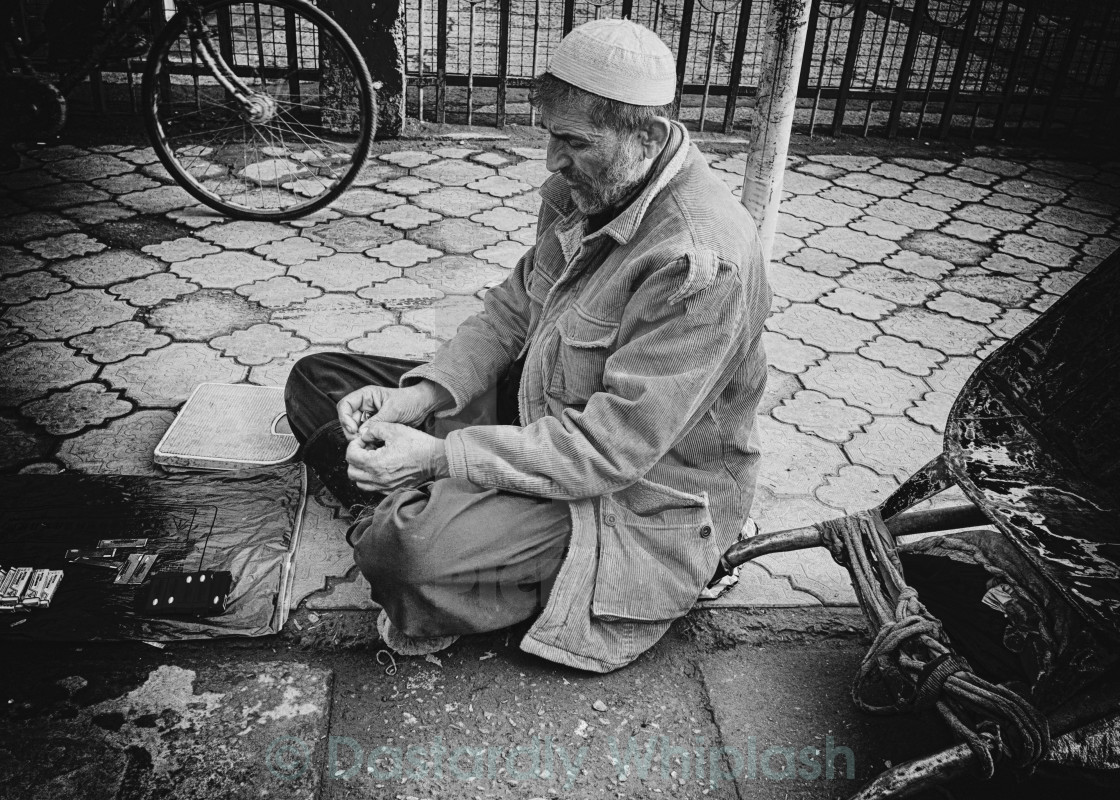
[{"left": 377, "top": 609, "right": 459, "bottom": 656}]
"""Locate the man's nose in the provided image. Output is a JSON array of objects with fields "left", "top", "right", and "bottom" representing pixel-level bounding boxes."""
[{"left": 545, "top": 138, "right": 569, "bottom": 173}]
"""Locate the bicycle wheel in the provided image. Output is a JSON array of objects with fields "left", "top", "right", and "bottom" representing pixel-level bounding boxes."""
[{"left": 142, "top": 0, "right": 375, "bottom": 221}]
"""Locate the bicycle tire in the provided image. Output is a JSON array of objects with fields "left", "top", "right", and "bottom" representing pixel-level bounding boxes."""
[{"left": 142, "top": 0, "right": 375, "bottom": 221}]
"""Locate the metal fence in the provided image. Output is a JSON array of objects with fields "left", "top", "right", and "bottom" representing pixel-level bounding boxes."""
[{"left": 402, "top": 0, "right": 1120, "bottom": 140}]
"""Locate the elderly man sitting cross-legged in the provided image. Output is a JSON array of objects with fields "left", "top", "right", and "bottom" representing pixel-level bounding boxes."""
[{"left": 284, "top": 19, "right": 772, "bottom": 673}]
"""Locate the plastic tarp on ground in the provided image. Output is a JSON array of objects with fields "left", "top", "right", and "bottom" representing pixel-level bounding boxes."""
[{"left": 0, "top": 464, "right": 306, "bottom": 641}]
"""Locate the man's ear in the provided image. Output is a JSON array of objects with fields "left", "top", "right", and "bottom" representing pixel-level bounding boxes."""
[{"left": 637, "top": 116, "right": 671, "bottom": 159}]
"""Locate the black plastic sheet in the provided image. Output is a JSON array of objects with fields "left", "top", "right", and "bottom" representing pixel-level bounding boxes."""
[{"left": 0, "top": 465, "right": 305, "bottom": 641}]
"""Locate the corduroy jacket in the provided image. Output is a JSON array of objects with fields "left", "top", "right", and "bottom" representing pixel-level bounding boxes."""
[{"left": 403, "top": 125, "right": 772, "bottom": 671}]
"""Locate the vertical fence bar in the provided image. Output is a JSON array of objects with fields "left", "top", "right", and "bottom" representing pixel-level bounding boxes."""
[
  {"left": 993, "top": 0, "right": 1036, "bottom": 139},
  {"left": 698, "top": 9, "right": 723, "bottom": 132},
  {"left": 467, "top": 1, "right": 477, "bottom": 125},
  {"left": 418, "top": 0, "right": 426, "bottom": 122},
  {"left": 563, "top": 0, "right": 575, "bottom": 35},
  {"left": 888, "top": 0, "right": 927, "bottom": 138},
  {"left": 497, "top": 0, "right": 511, "bottom": 126},
  {"left": 674, "top": 0, "right": 697, "bottom": 118},
  {"left": 1040, "top": 5, "right": 1086, "bottom": 137},
  {"left": 1017, "top": 23, "right": 1053, "bottom": 134},
  {"left": 621, "top": 0, "right": 634, "bottom": 18},
  {"left": 936, "top": 0, "right": 983, "bottom": 139},
  {"left": 798, "top": 0, "right": 821, "bottom": 92},
  {"left": 530, "top": 0, "right": 541, "bottom": 126},
  {"left": 968, "top": 0, "right": 1010, "bottom": 138},
  {"left": 831, "top": 0, "right": 868, "bottom": 136},
  {"left": 862, "top": 2, "right": 894, "bottom": 136},
  {"left": 436, "top": 0, "right": 448, "bottom": 123},
  {"left": 722, "top": 0, "right": 754, "bottom": 133}
]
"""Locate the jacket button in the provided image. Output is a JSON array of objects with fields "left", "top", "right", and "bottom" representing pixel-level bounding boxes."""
[
  {"left": 699, "top": 525, "right": 712, "bottom": 538},
  {"left": 604, "top": 513, "right": 617, "bottom": 526}
]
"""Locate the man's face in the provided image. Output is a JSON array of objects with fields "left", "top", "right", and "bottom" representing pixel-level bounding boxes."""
[{"left": 542, "top": 104, "right": 649, "bottom": 216}]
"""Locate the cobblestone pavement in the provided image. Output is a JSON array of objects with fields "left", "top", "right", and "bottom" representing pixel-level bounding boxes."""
[{"left": 2, "top": 134, "right": 1118, "bottom": 612}]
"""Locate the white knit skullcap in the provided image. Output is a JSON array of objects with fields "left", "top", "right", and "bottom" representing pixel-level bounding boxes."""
[{"left": 547, "top": 19, "right": 677, "bottom": 106}]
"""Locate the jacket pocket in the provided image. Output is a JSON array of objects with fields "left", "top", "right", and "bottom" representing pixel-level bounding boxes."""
[
  {"left": 591, "top": 480, "right": 719, "bottom": 622},
  {"left": 548, "top": 310, "right": 619, "bottom": 405}
]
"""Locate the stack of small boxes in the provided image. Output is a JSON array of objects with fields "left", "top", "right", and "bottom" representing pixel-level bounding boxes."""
[{"left": 0, "top": 566, "right": 63, "bottom": 611}]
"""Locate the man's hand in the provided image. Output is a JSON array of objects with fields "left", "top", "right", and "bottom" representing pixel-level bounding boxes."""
[
  {"left": 346, "top": 421, "right": 450, "bottom": 492},
  {"left": 337, "top": 380, "right": 452, "bottom": 440}
]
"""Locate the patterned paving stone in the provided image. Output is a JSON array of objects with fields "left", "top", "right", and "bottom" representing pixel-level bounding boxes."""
[
  {"left": 196, "top": 220, "right": 289, "bottom": 250},
  {"left": 1028, "top": 221, "right": 1088, "bottom": 248},
  {"left": 870, "top": 162, "right": 923, "bottom": 183},
  {"left": 357, "top": 277, "right": 446, "bottom": 309},
  {"left": 508, "top": 226, "right": 537, "bottom": 247},
  {"left": 815, "top": 464, "right": 899, "bottom": 514},
  {"left": 50, "top": 250, "right": 162, "bottom": 287},
  {"left": 1031, "top": 293, "right": 1059, "bottom": 313},
  {"left": 471, "top": 206, "right": 537, "bottom": 232},
  {"left": 1, "top": 271, "right": 69, "bottom": 304},
  {"left": 411, "top": 219, "right": 505, "bottom": 255},
  {"left": 752, "top": 547, "right": 855, "bottom": 606},
  {"left": 803, "top": 353, "right": 927, "bottom": 415},
  {"left": 761, "top": 331, "right": 824, "bottom": 374},
  {"left": 246, "top": 344, "right": 335, "bottom": 388},
  {"left": 767, "top": 303, "right": 877, "bottom": 352},
  {"left": 927, "top": 291, "right": 1001, "bottom": 324},
  {"left": 850, "top": 215, "right": 911, "bottom": 242},
  {"left": 808, "top": 154, "right": 880, "bottom": 171},
  {"left": 254, "top": 236, "right": 334, "bottom": 266},
  {"left": 984, "top": 193, "right": 1040, "bottom": 214},
  {"left": 172, "top": 250, "right": 285, "bottom": 289},
  {"left": 468, "top": 174, "right": 533, "bottom": 198},
  {"left": 782, "top": 171, "right": 830, "bottom": 195},
  {"left": 165, "top": 206, "right": 224, "bottom": 228},
  {"left": 858, "top": 335, "right": 945, "bottom": 377},
  {"left": 27, "top": 232, "right": 106, "bottom": 260},
  {"left": 347, "top": 325, "right": 443, "bottom": 359},
  {"left": 1065, "top": 195, "right": 1119, "bottom": 219},
  {"left": 754, "top": 416, "right": 846, "bottom": 497},
  {"left": 0, "top": 341, "right": 97, "bottom": 405},
  {"left": 116, "top": 147, "right": 159, "bottom": 165},
  {"left": 57, "top": 409, "right": 175, "bottom": 476},
  {"left": 881, "top": 307, "right": 991, "bottom": 356},
  {"left": 475, "top": 240, "right": 530, "bottom": 269},
  {"left": 507, "top": 146, "right": 546, "bottom": 159},
  {"left": 893, "top": 157, "right": 953, "bottom": 174},
  {"left": 21, "top": 382, "right": 131, "bottom": 436},
  {"left": 288, "top": 253, "right": 400, "bottom": 292},
  {"left": 351, "top": 162, "right": 407, "bottom": 186},
  {"left": 1001, "top": 233, "right": 1078, "bottom": 268},
  {"left": 498, "top": 160, "right": 553, "bottom": 187},
  {"left": 954, "top": 202, "right": 1031, "bottom": 232},
  {"left": 410, "top": 256, "right": 507, "bottom": 295},
  {"left": 996, "top": 178, "right": 1064, "bottom": 205},
  {"left": 415, "top": 159, "right": 494, "bottom": 187},
  {"left": 782, "top": 247, "right": 855, "bottom": 278},
  {"left": 210, "top": 323, "right": 308, "bottom": 366},
  {"left": 329, "top": 188, "right": 406, "bottom": 216},
  {"left": 883, "top": 251, "right": 952, "bottom": 280},
  {"left": 906, "top": 390, "right": 953, "bottom": 433},
  {"left": 988, "top": 308, "right": 1039, "bottom": 340},
  {"left": 948, "top": 165, "right": 1000, "bottom": 187},
  {"left": 22, "top": 182, "right": 112, "bottom": 209},
  {"left": 976, "top": 339, "right": 1005, "bottom": 359},
  {"left": 781, "top": 195, "right": 862, "bottom": 227},
  {"left": 141, "top": 237, "right": 221, "bottom": 263},
  {"left": 758, "top": 366, "right": 800, "bottom": 416},
  {"left": 414, "top": 186, "right": 502, "bottom": 218},
  {"left": 817, "top": 186, "right": 877, "bottom": 209},
  {"left": 273, "top": 294, "right": 394, "bottom": 343},
  {"left": 305, "top": 219, "right": 401, "bottom": 252},
  {"left": 961, "top": 156, "right": 1026, "bottom": 177},
  {"left": 804, "top": 227, "right": 898, "bottom": 264},
  {"left": 943, "top": 273, "right": 1036, "bottom": 307},
  {"left": 775, "top": 213, "right": 822, "bottom": 239},
  {"left": 980, "top": 252, "right": 1048, "bottom": 281},
  {"left": 795, "top": 162, "right": 844, "bottom": 180},
  {"left": 901, "top": 188, "right": 961, "bottom": 213},
  {"left": 1041, "top": 270, "right": 1083, "bottom": 296},
  {"left": 365, "top": 238, "right": 443, "bottom": 268},
  {"left": 942, "top": 220, "right": 999, "bottom": 244},
  {"left": 236, "top": 276, "right": 322, "bottom": 308},
  {"left": 102, "top": 343, "right": 245, "bottom": 407},
  {"left": 819, "top": 287, "right": 895, "bottom": 321},
  {"left": 70, "top": 320, "right": 170, "bottom": 363},
  {"left": 772, "top": 389, "right": 872, "bottom": 443},
  {"left": 149, "top": 289, "right": 268, "bottom": 339},
  {"left": 839, "top": 264, "right": 939, "bottom": 305},
  {"left": 904, "top": 230, "right": 990, "bottom": 266},
  {"left": 7, "top": 289, "right": 134, "bottom": 339},
  {"left": 93, "top": 173, "right": 160, "bottom": 195},
  {"left": 402, "top": 296, "right": 484, "bottom": 340},
  {"left": 0, "top": 416, "right": 48, "bottom": 470},
  {"left": 915, "top": 175, "right": 990, "bottom": 203},
  {"left": 471, "top": 151, "right": 510, "bottom": 167},
  {"left": 834, "top": 172, "right": 910, "bottom": 198},
  {"left": 0, "top": 246, "right": 43, "bottom": 277},
  {"left": 766, "top": 262, "right": 836, "bottom": 302},
  {"left": 118, "top": 186, "right": 194, "bottom": 214},
  {"left": 923, "top": 356, "right": 980, "bottom": 397},
  {"left": 371, "top": 204, "right": 442, "bottom": 230},
  {"left": 46, "top": 154, "right": 133, "bottom": 181},
  {"left": 379, "top": 150, "right": 439, "bottom": 168},
  {"left": 109, "top": 272, "right": 199, "bottom": 307},
  {"left": 0, "top": 213, "right": 77, "bottom": 247},
  {"left": 844, "top": 415, "right": 942, "bottom": 483},
  {"left": 376, "top": 175, "right": 439, "bottom": 196}
]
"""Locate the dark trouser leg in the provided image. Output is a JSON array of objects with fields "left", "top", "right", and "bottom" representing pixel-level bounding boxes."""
[{"left": 350, "top": 478, "right": 570, "bottom": 637}]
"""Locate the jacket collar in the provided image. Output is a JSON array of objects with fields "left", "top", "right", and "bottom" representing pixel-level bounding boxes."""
[{"left": 540, "top": 121, "right": 692, "bottom": 247}]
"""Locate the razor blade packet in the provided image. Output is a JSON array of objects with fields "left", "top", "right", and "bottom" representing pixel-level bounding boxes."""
[{"left": 0, "top": 566, "right": 63, "bottom": 610}]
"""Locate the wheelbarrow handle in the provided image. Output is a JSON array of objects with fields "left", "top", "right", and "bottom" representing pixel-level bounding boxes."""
[{"left": 847, "top": 743, "right": 976, "bottom": 800}]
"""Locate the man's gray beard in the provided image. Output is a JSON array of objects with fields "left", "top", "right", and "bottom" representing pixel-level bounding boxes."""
[{"left": 568, "top": 147, "right": 647, "bottom": 216}]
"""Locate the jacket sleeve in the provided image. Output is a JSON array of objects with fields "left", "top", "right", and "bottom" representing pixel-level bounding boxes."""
[
  {"left": 400, "top": 245, "right": 537, "bottom": 414},
  {"left": 442, "top": 253, "right": 767, "bottom": 499}
]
